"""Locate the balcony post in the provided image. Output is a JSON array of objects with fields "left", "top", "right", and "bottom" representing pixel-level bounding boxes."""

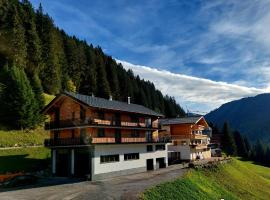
[
  {"left": 52, "top": 149, "right": 56, "bottom": 175},
  {"left": 71, "top": 149, "right": 75, "bottom": 176}
]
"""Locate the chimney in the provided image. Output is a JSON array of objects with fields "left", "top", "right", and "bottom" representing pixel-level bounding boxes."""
[
  {"left": 127, "top": 97, "right": 131, "bottom": 104},
  {"left": 109, "top": 95, "right": 112, "bottom": 101}
]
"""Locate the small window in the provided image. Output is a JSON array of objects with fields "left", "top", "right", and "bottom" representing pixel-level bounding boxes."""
[
  {"left": 98, "top": 112, "right": 105, "bottom": 120},
  {"left": 100, "top": 154, "right": 119, "bottom": 163},
  {"left": 98, "top": 128, "right": 105, "bottom": 137},
  {"left": 131, "top": 115, "right": 139, "bottom": 123},
  {"left": 156, "top": 144, "right": 165, "bottom": 151},
  {"left": 147, "top": 145, "right": 153, "bottom": 152},
  {"left": 124, "top": 153, "right": 139, "bottom": 161},
  {"left": 131, "top": 130, "right": 140, "bottom": 137}
]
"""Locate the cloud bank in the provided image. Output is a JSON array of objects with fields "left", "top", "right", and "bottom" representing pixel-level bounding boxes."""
[{"left": 118, "top": 60, "right": 269, "bottom": 113}]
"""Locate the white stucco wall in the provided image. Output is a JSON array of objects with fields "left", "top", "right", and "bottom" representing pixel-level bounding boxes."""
[{"left": 93, "top": 144, "right": 168, "bottom": 175}]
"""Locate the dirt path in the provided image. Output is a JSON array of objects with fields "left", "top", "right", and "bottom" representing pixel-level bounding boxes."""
[
  {"left": 0, "top": 164, "right": 188, "bottom": 200},
  {"left": 0, "top": 145, "right": 43, "bottom": 150}
]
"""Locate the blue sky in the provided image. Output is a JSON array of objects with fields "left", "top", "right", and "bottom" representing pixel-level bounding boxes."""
[{"left": 30, "top": 0, "right": 270, "bottom": 112}]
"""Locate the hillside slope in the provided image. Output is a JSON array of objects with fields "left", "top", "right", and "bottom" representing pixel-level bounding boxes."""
[
  {"left": 0, "top": 0, "right": 184, "bottom": 118},
  {"left": 142, "top": 158, "right": 270, "bottom": 200},
  {"left": 205, "top": 93, "right": 270, "bottom": 143}
]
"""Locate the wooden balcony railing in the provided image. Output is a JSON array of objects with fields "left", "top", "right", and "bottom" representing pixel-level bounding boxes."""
[
  {"left": 45, "top": 118, "right": 155, "bottom": 130},
  {"left": 121, "top": 137, "right": 146, "bottom": 143},
  {"left": 92, "top": 137, "right": 115, "bottom": 143},
  {"left": 171, "top": 134, "right": 208, "bottom": 140},
  {"left": 44, "top": 135, "right": 172, "bottom": 147}
]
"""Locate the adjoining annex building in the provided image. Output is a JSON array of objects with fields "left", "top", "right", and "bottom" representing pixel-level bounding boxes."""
[{"left": 160, "top": 116, "right": 212, "bottom": 164}]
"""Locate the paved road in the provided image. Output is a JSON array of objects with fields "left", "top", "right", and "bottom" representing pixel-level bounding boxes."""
[{"left": 0, "top": 164, "right": 188, "bottom": 200}]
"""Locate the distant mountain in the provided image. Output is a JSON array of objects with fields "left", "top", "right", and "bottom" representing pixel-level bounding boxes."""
[{"left": 205, "top": 93, "right": 270, "bottom": 143}]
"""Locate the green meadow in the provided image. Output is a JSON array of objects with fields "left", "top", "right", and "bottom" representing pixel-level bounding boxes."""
[{"left": 142, "top": 158, "right": 270, "bottom": 200}]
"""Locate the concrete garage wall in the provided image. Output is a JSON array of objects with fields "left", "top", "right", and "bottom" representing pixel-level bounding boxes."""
[
  {"left": 92, "top": 144, "right": 168, "bottom": 180},
  {"left": 168, "top": 144, "right": 191, "bottom": 160}
]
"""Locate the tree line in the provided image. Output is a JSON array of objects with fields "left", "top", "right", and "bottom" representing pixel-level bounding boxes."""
[
  {"left": 211, "top": 122, "right": 270, "bottom": 167},
  {"left": 0, "top": 0, "right": 185, "bottom": 129}
]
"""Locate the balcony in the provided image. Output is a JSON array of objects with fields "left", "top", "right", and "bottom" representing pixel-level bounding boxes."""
[
  {"left": 171, "top": 134, "right": 208, "bottom": 140},
  {"left": 92, "top": 137, "right": 115, "bottom": 143},
  {"left": 45, "top": 118, "right": 156, "bottom": 130},
  {"left": 44, "top": 138, "right": 84, "bottom": 146},
  {"left": 44, "top": 137, "right": 116, "bottom": 147},
  {"left": 121, "top": 137, "right": 146, "bottom": 143},
  {"left": 44, "top": 135, "right": 171, "bottom": 147}
]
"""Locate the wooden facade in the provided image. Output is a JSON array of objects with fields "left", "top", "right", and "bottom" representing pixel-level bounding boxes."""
[{"left": 43, "top": 94, "right": 164, "bottom": 147}]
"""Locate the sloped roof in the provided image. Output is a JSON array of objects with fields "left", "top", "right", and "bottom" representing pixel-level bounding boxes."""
[
  {"left": 44, "top": 92, "right": 163, "bottom": 117},
  {"left": 159, "top": 116, "right": 203, "bottom": 125}
]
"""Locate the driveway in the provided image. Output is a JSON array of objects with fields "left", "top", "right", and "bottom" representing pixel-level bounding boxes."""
[{"left": 0, "top": 164, "right": 188, "bottom": 200}]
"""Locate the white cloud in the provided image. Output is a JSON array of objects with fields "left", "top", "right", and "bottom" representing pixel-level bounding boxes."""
[{"left": 118, "top": 60, "right": 269, "bottom": 113}]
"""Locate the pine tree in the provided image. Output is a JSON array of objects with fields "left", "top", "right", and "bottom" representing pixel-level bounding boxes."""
[
  {"left": 29, "top": 73, "right": 45, "bottom": 123},
  {"left": 243, "top": 136, "right": 251, "bottom": 157},
  {"left": 265, "top": 147, "right": 270, "bottom": 166},
  {"left": 21, "top": 0, "right": 43, "bottom": 75},
  {"left": 253, "top": 140, "right": 265, "bottom": 163},
  {"left": 233, "top": 130, "right": 248, "bottom": 158},
  {"left": 0, "top": 65, "right": 38, "bottom": 129},
  {"left": 95, "top": 49, "right": 110, "bottom": 98},
  {"left": 37, "top": 12, "right": 61, "bottom": 94},
  {"left": 9, "top": 2, "right": 27, "bottom": 68},
  {"left": 221, "top": 122, "right": 237, "bottom": 156}
]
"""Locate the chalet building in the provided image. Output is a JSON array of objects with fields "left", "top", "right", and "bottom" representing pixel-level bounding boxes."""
[
  {"left": 159, "top": 116, "right": 211, "bottom": 163},
  {"left": 42, "top": 92, "right": 169, "bottom": 180}
]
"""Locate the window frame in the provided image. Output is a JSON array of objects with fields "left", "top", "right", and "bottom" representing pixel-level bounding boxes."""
[
  {"left": 124, "top": 153, "right": 140, "bottom": 161},
  {"left": 100, "top": 154, "right": 120, "bottom": 163}
]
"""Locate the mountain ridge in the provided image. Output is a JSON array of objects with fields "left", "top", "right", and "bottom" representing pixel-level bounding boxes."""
[{"left": 205, "top": 93, "right": 270, "bottom": 143}]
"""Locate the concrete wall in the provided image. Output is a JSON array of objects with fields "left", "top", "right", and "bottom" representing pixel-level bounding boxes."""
[
  {"left": 92, "top": 143, "right": 168, "bottom": 180},
  {"left": 168, "top": 144, "right": 191, "bottom": 160}
]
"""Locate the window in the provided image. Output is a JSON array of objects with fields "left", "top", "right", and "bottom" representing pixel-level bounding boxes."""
[
  {"left": 131, "top": 130, "right": 140, "bottom": 137},
  {"left": 156, "top": 144, "right": 165, "bottom": 151},
  {"left": 100, "top": 154, "right": 119, "bottom": 163},
  {"left": 147, "top": 145, "right": 153, "bottom": 152},
  {"left": 131, "top": 115, "right": 139, "bottom": 123},
  {"left": 124, "top": 153, "right": 139, "bottom": 161},
  {"left": 98, "top": 128, "right": 105, "bottom": 137},
  {"left": 98, "top": 112, "right": 105, "bottom": 120}
]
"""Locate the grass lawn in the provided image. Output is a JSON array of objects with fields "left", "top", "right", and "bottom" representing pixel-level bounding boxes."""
[
  {"left": 142, "top": 158, "right": 270, "bottom": 200},
  {"left": 0, "top": 128, "right": 49, "bottom": 147},
  {"left": 0, "top": 147, "right": 50, "bottom": 174}
]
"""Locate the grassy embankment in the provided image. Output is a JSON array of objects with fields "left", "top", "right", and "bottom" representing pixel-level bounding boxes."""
[
  {"left": 0, "top": 93, "right": 54, "bottom": 174},
  {"left": 142, "top": 158, "right": 270, "bottom": 200}
]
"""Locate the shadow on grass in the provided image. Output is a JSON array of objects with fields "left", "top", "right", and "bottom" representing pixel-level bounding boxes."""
[
  {"left": 0, "top": 154, "right": 85, "bottom": 192},
  {"left": 0, "top": 154, "right": 50, "bottom": 174},
  {"left": 237, "top": 157, "right": 270, "bottom": 168}
]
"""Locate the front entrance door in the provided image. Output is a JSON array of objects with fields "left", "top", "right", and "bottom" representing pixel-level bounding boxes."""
[{"left": 146, "top": 159, "right": 154, "bottom": 170}]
